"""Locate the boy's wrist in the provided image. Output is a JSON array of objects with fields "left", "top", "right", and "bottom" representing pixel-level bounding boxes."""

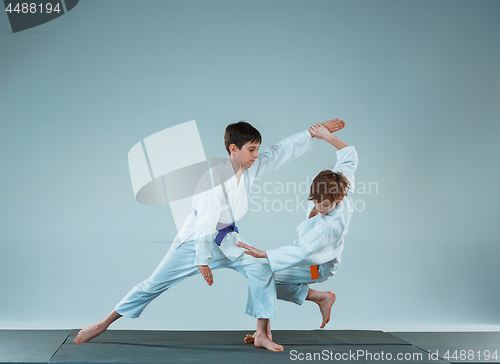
[{"left": 324, "top": 133, "right": 336, "bottom": 142}]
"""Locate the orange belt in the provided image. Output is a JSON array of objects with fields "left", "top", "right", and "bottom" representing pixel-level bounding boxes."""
[{"left": 310, "top": 265, "right": 319, "bottom": 280}]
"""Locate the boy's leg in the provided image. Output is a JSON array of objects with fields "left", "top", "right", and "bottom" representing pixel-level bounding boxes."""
[
  {"left": 304, "top": 289, "right": 336, "bottom": 329},
  {"left": 113, "top": 241, "right": 200, "bottom": 318},
  {"left": 254, "top": 319, "right": 283, "bottom": 352},
  {"left": 223, "top": 253, "right": 277, "bottom": 320},
  {"left": 275, "top": 265, "right": 315, "bottom": 305},
  {"left": 275, "top": 261, "right": 339, "bottom": 328},
  {"left": 74, "top": 310, "right": 121, "bottom": 343},
  {"left": 275, "top": 258, "right": 340, "bottom": 302},
  {"left": 223, "top": 254, "right": 284, "bottom": 351},
  {"left": 244, "top": 261, "right": 339, "bottom": 343},
  {"left": 243, "top": 319, "right": 271, "bottom": 345},
  {"left": 74, "top": 241, "right": 201, "bottom": 343}
]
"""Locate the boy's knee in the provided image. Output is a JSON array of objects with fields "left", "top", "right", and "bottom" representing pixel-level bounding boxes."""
[{"left": 136, "top": 279, "right": 167, "bottom": 294}]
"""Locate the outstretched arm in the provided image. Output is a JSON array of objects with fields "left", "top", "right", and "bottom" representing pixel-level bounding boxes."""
[
  {"left": 236, "top": 222, "right": 343, "bottom": 272},
  {"left": 236, "top": 241, "right": 267, "bottom": 258},
  {"left": 309, "top": 123, "right": 348, "bottom": 150},
  {"left": 309, "top": 123, "right": 358, "bottom": 188},
  {"left": 250, "top": 119, "right": 345, "bottom": 179}
]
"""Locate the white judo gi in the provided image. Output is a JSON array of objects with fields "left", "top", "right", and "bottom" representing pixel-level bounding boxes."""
[
  {"left": 114, "top": 130, "right": 315, "bottom": 319},
  {"left": 265, "top": 146, "right": 358, "bottom": 305}
]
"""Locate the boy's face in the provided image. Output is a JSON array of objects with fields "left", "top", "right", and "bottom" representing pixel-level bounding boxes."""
[
  {"left": 313, "top": 199, "right": 337, "bottom": 215},
  {"left": 230, "top": 141, "right": 260, "bottom": 168}
]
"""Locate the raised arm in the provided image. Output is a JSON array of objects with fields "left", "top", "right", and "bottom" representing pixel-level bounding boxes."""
[
  {"left": 249, "top": 119, "right": 345, "bottom": 179},
  {"left": 309, "top": 123, "right": 358, "bottom": 189},
  {"left": 309, "top": 123, "right": 348, "bottom": 150},
  {"left": 249, "top": 130, "right": 314, "bottom": 179}
]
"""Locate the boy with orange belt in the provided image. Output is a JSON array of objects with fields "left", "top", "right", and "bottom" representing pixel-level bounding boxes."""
[{"left": 238, "top": 123, "right": 358, "bottom": 333}]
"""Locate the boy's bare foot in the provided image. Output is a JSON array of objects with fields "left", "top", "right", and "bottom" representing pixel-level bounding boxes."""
[
  {"left": 253, "top": 333, "right": 284, "bottom": 352},
  {"left": 244, "top": 332, "right": 255, "bottom": 344},
  {"left": 318, "top": 292, "right": 336, "bottom": 328},
  {"left": 244, "top": 322, "right": 271, "bottom": 344},
  {"left": 73, "top": 323, "right": 107, "bottom": 343}
]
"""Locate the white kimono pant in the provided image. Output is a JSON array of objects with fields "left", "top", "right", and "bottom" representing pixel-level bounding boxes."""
[
  {"left": 114, "top": 240, "right": 277, "bottom": 319},
  {"left": 275, "top": 257, "right": 341, "bottom": 305}
]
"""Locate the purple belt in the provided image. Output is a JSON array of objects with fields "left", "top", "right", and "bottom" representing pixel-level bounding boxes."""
[{"left": 194, "top": 210, "right": 238, "bottom": 246}]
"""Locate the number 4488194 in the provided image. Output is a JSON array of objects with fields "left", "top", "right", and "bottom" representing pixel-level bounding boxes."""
[
  {"left": 444, "top": 350, "right": 498, "bottom": 361},
  {"left": 5, "top": 3, "right": 61, "bottom": 14}
]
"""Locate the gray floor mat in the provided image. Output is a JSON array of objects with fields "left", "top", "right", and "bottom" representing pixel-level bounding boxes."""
[
  {"left": 388, "top": 332, "right": 500, "bottom": 363},
  {"left": 0, "top": 330, "right": 71, "bottom": 363},
  {"left": 1, "top": 330, "right": 498, "bottom": 363}
]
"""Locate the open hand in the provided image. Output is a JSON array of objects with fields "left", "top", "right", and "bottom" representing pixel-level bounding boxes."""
[
  {"left": 322, "top": 119, "right": 345, "bottom": 133},
  {"left": 197, "top": 265, "right": 213, "bottom": 286},
  {"left": 309, "top": 123, "right": 332, "bottom": 140},
  {"left": 236, "top": 241, "right": 267, "bottom": 258}
]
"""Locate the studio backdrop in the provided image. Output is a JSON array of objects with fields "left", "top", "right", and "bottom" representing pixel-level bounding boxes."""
[{"left": 0, "top": 0, "right": 499, "bottom": 331}]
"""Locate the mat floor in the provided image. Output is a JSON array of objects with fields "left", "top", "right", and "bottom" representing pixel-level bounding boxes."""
[{"left": 0, "top": 329, "right": 498, "bottom": 363}]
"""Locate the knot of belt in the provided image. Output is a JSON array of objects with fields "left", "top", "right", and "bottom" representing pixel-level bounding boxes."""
[
  {"left": 214, "top": 222, "right": 238, "bottom": 246},
  {"left": 194, "top": 210, "right": 239, "bottom": 246}
]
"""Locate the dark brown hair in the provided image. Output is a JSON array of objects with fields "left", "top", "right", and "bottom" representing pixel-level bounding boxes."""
[
  {"left": 308, "top": 170, "right": 350, "bottom": 204},
  {"left": 224, "top": 121, "right": 262, "bottom": 155}
]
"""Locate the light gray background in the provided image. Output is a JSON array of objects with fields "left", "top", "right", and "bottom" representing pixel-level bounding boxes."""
[{"left": 1, "top": 0, "right": 499, "bottom": 331}]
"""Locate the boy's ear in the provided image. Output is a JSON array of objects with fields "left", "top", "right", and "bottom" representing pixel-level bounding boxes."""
[
  {"left": 229, "top": 144, "right": 239, "bottom": 155},
  {"left": 336, "top": 196, "right": 345, "bottom": 204}
]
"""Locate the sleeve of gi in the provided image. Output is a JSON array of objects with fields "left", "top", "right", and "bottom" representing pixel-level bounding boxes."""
[
  {"left": 192, "top": 185, "right": 222, "bottom": 266},
  {"left": 266, "top": 221, "right": 343, "bottom": 272},
  {"left": 249, "top": 130, "right": 315, "bottom": 180},
  {"left": 332, "top": 146, "right": 358, "bottom": 191}
]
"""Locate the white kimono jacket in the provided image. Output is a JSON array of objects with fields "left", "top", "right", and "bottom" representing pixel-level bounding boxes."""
[
  {"left": 266, "top": 145, "right": 358, "bottom": 273},
  {"left": 171, "top": 130, "right": 315, "bottom": 265}
]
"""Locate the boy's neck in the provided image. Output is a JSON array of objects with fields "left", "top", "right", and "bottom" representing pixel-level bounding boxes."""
[
  {"left": 229, "top": 156, "right": 244, "bottom": 176},
  {"left": 229, "top": 157, "right": 244, "bottom": 187}
]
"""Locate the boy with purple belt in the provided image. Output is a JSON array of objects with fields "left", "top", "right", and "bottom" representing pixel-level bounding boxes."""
[{"left": 74, "top": 119, "right": 345, "bottom": 351}]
